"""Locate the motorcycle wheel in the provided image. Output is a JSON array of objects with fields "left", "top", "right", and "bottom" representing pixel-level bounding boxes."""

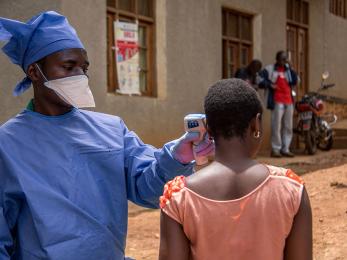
[
  {"left": 318, "top": 130, "right": 334, "bottom": 151},
  {"left": 305, "top": 130, "right": 317, "bottom": 155}
]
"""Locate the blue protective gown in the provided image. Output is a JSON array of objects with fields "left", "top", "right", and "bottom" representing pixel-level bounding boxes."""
[{"left": 0, "top": 108, "right": 194, "bottom": 259}]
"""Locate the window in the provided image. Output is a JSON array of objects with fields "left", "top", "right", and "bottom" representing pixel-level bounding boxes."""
[
  {"left": 222, "top": 8, "right": 253, "bottom": 78},
  {"left": 287, "top": 0, "right": 309, "bottom": 25},
  {"left": 107, "top": 0, "right": 155, "bottom": 96},
  {"left": 329, "top": 0, "right": 347, "bottom": 18}
]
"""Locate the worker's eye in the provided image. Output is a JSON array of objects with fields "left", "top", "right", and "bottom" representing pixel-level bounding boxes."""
[{"left": 63, "top": 65, "right": 74, "bottom": 71}]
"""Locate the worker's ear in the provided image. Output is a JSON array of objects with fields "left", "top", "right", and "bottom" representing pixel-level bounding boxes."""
[{"left": 27, "top": 63, "right": 42, "bottom": 82}]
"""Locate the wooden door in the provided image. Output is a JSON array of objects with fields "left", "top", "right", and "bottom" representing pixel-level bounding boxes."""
[
  {"left": 286, "top": 24, "right": 308, "bottom": 100},
  {"left": 297, "top": 28, "right": 308, "bottom": 99}
]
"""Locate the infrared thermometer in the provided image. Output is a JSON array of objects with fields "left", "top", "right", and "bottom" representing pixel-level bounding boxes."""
[{"left": 184, "top": 114, "right": 208, "bottom": 165}]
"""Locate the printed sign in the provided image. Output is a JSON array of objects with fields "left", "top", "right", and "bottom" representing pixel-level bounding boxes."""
[{"left": 114, "top": 21, "right": 140, "bottom": 95}]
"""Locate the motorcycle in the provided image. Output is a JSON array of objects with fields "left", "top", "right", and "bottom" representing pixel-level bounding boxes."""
[{"left": 294, "top": 72, "right": 337, "bottom": 155}]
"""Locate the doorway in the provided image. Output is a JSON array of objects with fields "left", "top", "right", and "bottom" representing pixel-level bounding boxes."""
[{"left": 286, "top": 0, "right": 309, "bottom": 100}]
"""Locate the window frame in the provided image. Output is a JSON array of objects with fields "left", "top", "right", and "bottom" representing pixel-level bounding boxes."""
[
  {"left": 106, "top": 0, "right": 156, "bottom": 96},
  {"left": 287, "top": 0, "right": 309, "bottom": 27},
  {"left": 222, "top": 8, "right": 253, "bottom": 78},
  {"left": 329, "top": 0, "right": 347, "bottom": 19}
]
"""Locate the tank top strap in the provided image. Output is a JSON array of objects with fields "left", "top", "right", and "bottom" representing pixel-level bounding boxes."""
[{"left": 266, "top": 165, "right": 304, "bottom": 184}]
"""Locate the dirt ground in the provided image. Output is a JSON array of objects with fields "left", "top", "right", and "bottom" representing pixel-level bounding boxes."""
[{"left": 126, "top": 150, "right": 347, "bottom": 260}]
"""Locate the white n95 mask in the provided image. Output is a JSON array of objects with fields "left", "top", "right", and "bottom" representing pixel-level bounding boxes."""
[
  {"left": 44, "top": 75, "right": 95, "bottom": 108},
  {"left": 35, "top": 64, "right": 96, "bottom": 108}
]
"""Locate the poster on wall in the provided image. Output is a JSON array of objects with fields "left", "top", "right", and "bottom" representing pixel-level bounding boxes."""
[{"left": 114, "top": 21, "right": 141, "bottom": 95}]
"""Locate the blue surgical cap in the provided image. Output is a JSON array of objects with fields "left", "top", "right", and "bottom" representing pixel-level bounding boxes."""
[{"left": 0, "top": 11, "right": 84, "bottom": 96}]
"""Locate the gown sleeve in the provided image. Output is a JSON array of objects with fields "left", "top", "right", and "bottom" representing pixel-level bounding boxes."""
[
  {"left": 121, "top": 120, "right": 194, "bottom": 208},
  {"left": 0, "top": 154, "right": 20, "bottom": 259}
]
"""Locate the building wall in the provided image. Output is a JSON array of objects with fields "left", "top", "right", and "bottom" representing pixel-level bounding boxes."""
[
  {"left": 0, "top": 0, "right": 61, "bottom": 124},
  {"left": 0, "top": 0, "right": 346, "bottom": 150},
  {"left": 309, "top": 0, "right": 347, "bottom": 100}
]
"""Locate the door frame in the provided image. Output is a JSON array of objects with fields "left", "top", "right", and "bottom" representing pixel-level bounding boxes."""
[
  {"left": 286, "top": 22, "right": 309, "bottom": 101},
  {"left": 286, "top": 0, "right": 310, "bottom": 101}
]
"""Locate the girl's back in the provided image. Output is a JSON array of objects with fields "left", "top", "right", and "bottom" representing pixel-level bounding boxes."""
[{"left": 160, "top": 164, "right": 304, "bottom": 260}]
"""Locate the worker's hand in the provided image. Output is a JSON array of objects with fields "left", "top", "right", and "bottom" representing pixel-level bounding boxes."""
[
  {"left": 194, "top": 132, "right": 215, "bottom": 158},
  {"left": 171, "top": 132, "right": 214, "bottom": 164},
  {"left": 271, "top": 84, "right": 277, "bottom": 89}
]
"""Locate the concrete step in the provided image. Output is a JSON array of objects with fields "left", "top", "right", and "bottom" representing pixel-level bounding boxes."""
[
  {"left": 333, "top": 136, "right": 347, "bottom": 149},
  {"left": 334, "top": 128, "right": 347, "bottom": 137},
  {"left": 332, "top": 119, "right": 347, "bottom": 134},
  {"left": 333, "top": 119, "right": 347, "bottom": 128},
  {"left": 332, "top": 119, "right": 347, "bottom": 143}
]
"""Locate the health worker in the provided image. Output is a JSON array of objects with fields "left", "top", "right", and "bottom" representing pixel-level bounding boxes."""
[{"left": 0, "top": 11, "right": 214, "bottom": 260}]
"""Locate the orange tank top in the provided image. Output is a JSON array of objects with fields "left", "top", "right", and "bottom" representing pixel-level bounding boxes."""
[{"left": 160, "top": 165, "right": 304, "bottom": 260}]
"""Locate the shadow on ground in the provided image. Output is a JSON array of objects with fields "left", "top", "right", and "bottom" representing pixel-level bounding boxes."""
[{"left": 258, "top": 149, "right": 347, "bottom": 175}]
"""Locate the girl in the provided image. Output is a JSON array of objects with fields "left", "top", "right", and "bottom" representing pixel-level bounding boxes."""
[{"left": 159, "top": 79, "right": 312, "bottom": 260}]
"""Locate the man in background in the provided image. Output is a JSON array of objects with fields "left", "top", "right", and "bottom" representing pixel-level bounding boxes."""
[{"left": 259, "top": 51, "right": 298, "bottom": 158}]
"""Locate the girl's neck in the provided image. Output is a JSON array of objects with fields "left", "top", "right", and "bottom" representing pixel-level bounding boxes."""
[{"left": 214, "top": 138, "right": 255, "bottom": 169}]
